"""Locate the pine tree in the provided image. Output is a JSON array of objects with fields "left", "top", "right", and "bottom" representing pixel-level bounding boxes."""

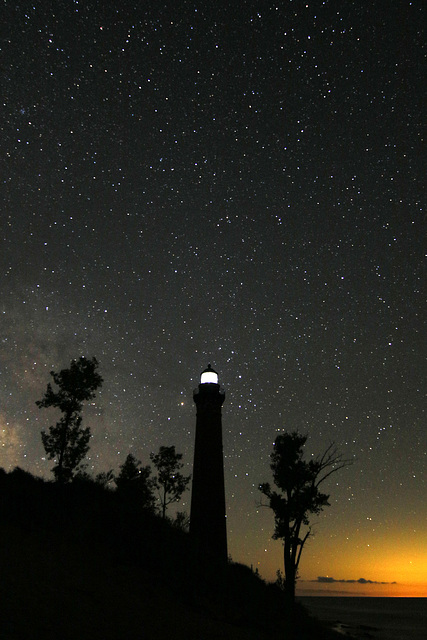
[
  {"left": 115, "top": 453, "right": 156, "bottom": 512},
  {"left": 36, "top": 357, "right": 102, "bottom": 483}
]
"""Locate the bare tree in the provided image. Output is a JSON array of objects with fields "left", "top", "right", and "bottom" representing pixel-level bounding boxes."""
[
  {"left": 259, "top": 431, "right": 351, "bottom": 602},
  {"left": 150, "top": 446, "right": 191, "bottom": 519}
]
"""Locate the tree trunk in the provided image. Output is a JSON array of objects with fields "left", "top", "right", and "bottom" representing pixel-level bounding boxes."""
[
  {"left": 283, "top": 538, "right": 296, "bottom": 603},
  {"left": 162, "top": 486, "right": 167, "bottom": 518},
  {"left": 57, "top": 413, "right": 71, "bottom": 484}
]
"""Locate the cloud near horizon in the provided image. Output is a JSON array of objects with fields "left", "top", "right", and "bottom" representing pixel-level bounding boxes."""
[{"left": 315, "top": 577, "right": 397, "bottom": 585}]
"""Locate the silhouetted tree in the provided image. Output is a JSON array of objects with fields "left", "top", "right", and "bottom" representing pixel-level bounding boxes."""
[
  {"left": 174, "top": 510, "right": 190, "bottom": 531},
  {"left": 259, "top": 432, "right": 350, "bottom": 602},
  {"left": 36, "top": 356, "right": 103, "bottom": 483},
  {"left": 74, "top": 468, "right": 115, "bottom": 488},
  {"left": 115, "top": 453, "right": 156, "bottom": 512},
  {"left": 150, "top": 446, "right": 191, "bottom": 518},
  {"left": 94, "top": 469, "right": 115, "bottom": 488}
]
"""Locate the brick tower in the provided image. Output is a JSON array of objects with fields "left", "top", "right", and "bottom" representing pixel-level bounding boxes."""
[{"left": 190, "top": 365, "right": 227, "bottom": 561}]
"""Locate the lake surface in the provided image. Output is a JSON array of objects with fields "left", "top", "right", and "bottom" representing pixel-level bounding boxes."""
[{"left": 299, "top": 597, "right": 427, "bottom": 640}]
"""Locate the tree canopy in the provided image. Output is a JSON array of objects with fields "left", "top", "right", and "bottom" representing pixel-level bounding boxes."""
[
  {"left": 115, "top": 453, "right": 156, "bottom": 512},
  {"left": 36, "top": 356, "right": 103, "bottom": 483},
  {"left": 260, "top": 431, "right": 350, "bottom": 602}
]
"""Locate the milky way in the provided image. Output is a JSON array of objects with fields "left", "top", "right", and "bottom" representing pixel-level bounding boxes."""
[{"left": 1, "top": 1, "right": 425, "bottom": 589}]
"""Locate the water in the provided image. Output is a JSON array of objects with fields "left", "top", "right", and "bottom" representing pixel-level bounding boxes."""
[{"left": 299, "top": 597, "right": 427, "bottom": 640}]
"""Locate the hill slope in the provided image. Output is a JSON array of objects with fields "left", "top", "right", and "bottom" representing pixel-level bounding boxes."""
[{"left": 0, "top": 468, "right": 338, "bottom": 639}]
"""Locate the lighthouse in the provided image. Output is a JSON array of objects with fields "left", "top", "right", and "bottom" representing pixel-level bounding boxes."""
[{"left": 190, "top": 365, "right": 227, "bottom": 561}]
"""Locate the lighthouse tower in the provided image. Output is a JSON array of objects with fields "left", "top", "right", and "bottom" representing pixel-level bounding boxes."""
[{"left": 190, "top": 365, "right": 227, "bottom": 561}]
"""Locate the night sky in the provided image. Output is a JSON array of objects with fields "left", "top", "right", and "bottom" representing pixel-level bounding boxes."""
[{"left": 2, "top": 1, "right": 425, "bottom": 594}]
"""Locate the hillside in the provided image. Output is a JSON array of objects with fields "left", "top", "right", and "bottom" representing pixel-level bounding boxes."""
[{"left": 0, "top": 468, "right": 339, "bottom": 639}]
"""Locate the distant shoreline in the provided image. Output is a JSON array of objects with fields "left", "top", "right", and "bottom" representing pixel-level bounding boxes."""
[{"left": 297, "top": 586, "right": 427, "bottom": 597}]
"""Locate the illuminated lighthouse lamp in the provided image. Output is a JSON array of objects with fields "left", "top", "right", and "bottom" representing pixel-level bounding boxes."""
[{"left": 200, "top": 364, "right": 219, "bottom": 385}]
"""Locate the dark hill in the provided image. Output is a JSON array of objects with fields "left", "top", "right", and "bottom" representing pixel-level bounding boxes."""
[{"left": 0, "top": 468, "right": 339, "bottom": 639}]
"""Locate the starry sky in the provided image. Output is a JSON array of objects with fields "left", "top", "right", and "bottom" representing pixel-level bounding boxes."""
[{"left": 2, "top": 1, "right": 426, "bottom": 595}]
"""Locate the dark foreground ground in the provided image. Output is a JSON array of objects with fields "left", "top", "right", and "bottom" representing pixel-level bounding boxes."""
[{"left": 0, "top": 468, "right": 341, "bottom": 640}]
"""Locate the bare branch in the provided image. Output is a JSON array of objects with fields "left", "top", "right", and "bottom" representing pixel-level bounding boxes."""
[{"left": 295, "top": 529, "right": 311, "bottom": 573}]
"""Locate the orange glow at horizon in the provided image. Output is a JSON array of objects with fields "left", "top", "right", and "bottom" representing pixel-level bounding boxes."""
[
  {"left": 301, "top": 548, "right": 427, "bottom": 585},
  {"left": 295, "top": 520, "right": 427, "bottom": 588},
  {"left": 235, "top": 514, "right": 427, "bottom": 595}
]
